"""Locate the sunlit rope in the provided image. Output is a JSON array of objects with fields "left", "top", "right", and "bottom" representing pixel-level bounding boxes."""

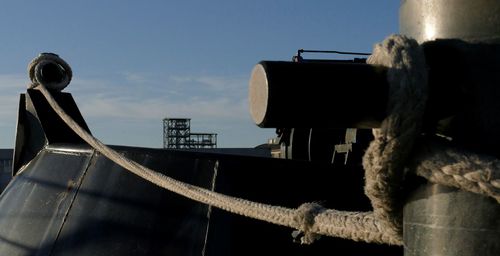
[
  {"left": 28, "top": 35, "right": 500, "bottom": 246},
  {"left": 35, "top": 81, "right": 398, "bottom": 244}
]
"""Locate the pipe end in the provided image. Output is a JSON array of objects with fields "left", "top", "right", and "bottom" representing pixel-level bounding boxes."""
[{"left": 249, "top": 64, "right": 269, "bottom": 126}]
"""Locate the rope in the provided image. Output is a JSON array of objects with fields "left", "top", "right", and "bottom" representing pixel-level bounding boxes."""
[
  {"left": 35, "top": 82, "right": 399, "bottom": 244},
  {"left": 27, "top": 35, "right": 500, "bottom": 247},
  {"left": 412, "top": 141, "right": 500, "bottom": 203},
  {"left": 363, "top": 34, "right": 428, "bottom": 239},
  {"left": 33, "top": 71, "right": 396, "bottom": 245},
  {"left": 28, "top": 53, "right": 72, "bottom": 91}
]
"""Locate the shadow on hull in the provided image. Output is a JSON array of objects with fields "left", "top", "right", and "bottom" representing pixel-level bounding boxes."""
[
  {"left": 0, "top": 144, "right": 401, "bottom": 256},
  {"left": 0, "top": 87, "right": 402, "bottom": 255}
]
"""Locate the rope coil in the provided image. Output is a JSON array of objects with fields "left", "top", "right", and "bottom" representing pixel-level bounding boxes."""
[
  {"left": 28, "top": 52, "right": 72, "bottom": 91},
  {"left": 363, "top": 34, "right": 428, "bottom": 239},
  {"left": 28, "top": 35, "right": 500, "bottom": 247}
]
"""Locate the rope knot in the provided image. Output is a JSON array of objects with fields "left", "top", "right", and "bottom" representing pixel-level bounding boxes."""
[{"left": 292, "top": 202, "right": 325, "bottom": 244}]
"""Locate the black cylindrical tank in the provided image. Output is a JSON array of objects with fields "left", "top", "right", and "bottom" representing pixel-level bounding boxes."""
[{"left": 249, "top": 61, "right": 388, "bottom": 128}]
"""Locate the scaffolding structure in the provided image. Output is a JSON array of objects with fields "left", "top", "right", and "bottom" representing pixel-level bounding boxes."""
[{"left": 163, "top": 118, "right": 217, "bottom": 149}]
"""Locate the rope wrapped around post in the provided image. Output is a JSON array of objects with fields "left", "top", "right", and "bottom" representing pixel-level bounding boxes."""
[
  {"left": 27, "top": 35, "right": 500, "bottom": 247},
  {"left": 362, "top": 34, "right": 428, "bottom": 239}
]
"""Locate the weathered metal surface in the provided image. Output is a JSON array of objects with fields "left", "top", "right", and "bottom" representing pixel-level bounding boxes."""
[
  {"left": 0, "top": 147, "right": 94, "bottom": 255},
  {"left": 12, "top": 89, "right": 90, "bottom": 176},
  {"left": 0, "top": 87, "right": 402, "bottom": 255},
  {"left": 400, "top": 0, "right": 500, "bottom": 43},
  {"left": 48, "top": 146, "right": 214, "bottom": 256},
  {"left": 175, "top": 149, "right": 401, "bottom": 256},
  {"left": 0, "top": 143, "right": 402, "bottom": 256},
  {"left": 404, "top": 183, "right": 500, "bottom": 256}
]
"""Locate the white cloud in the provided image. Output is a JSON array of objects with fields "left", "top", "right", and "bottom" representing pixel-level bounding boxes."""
[
  {"left": 79, "top": 95, "right": 248, "bottom": 121},
  {"left": 0, "top": 74, "right": 29, "bottom": 89},
  {"left": 121, "top": 71, "right": 154, "bottom": 84},
  {"left": 0, "top": 72, "right": 268, "bottom": 148},
  {"left": 71, "top": 73, "right": 251, "bottom": 122},
  {"left": 169, "top": 74, "right": 248, "bottom": 94}
]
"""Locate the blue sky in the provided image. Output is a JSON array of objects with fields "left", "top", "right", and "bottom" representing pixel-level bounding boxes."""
[{"left": 0, "top": 1, "right": 399, "bottom": 148}]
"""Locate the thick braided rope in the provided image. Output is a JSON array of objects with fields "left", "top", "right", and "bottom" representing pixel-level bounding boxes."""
[
  {"left": 26, "top": 38, "right": 421, "bottom": 246},
  {"left": 363, "top": 34, "right": 428, "bottom": 239},
  {"left": 29, "top": 36, "right": 500, "bottom": 247},
  {"left": 28, "top": 53, "right": 72, "bottom": 91},
  {"left": 412, "top": 141, "right": 500, "bottom": 203},
  {"left": 34, "top": 80, "right": 398, "bottom": 245}
]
